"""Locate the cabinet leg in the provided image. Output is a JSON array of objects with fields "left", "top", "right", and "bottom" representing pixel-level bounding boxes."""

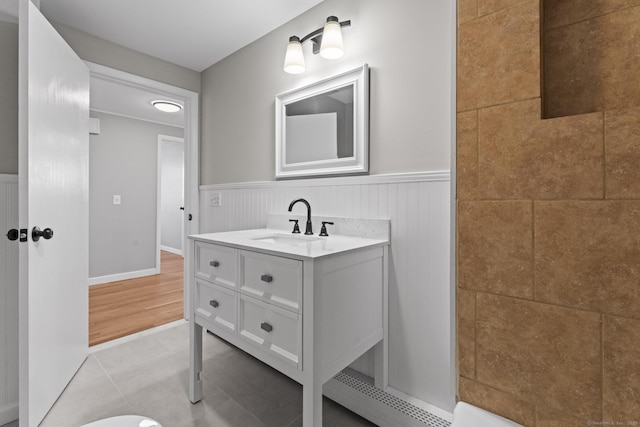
[
  {"left": 302, "top": 381, "right": 322, "bottom": 427},
  {"left": 374, "top": 340, "right": 388, "bottom": 390},
  {"left": 189, "top": 322, "right": 203, "bottom": 403}
]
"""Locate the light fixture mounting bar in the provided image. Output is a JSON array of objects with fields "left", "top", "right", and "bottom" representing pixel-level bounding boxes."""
[{"left": 299, "top": 20, "right": 351, "bottom": 55}]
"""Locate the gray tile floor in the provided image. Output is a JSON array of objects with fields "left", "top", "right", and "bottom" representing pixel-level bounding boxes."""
[{"left": 30, "top": 322, "right": 376, "bottom": 427}]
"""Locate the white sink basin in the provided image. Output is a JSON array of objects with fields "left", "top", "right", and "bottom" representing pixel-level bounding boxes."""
[{"left": 250, "top": 233, "right": 322, "bottom": 247}]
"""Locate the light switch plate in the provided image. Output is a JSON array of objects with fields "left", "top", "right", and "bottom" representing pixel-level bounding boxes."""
[{"left": 113, "top": 195, "right": 121, "bottom": 205}]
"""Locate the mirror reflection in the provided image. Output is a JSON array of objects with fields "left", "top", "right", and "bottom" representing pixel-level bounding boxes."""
[{"left": 285, "top": 85, "right": 354, "bottom": 164}]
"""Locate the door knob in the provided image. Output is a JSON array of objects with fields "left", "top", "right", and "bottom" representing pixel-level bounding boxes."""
[
  {"left": 32, "top": 226, "right": 54, "bottom": 242},
  {"left": 6, "top": 229, "right": 19, "bottom": 241}
]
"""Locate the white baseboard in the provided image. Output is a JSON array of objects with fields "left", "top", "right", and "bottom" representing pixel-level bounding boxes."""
[
  {"left": 88, "top": 267, "right": 158, "bottom": 286},
  {"left": 160, "top": 245, "right": 183, "bottom": 256},
  {"left": 0, "top": 401, "right": 18, "bottom": 425}
]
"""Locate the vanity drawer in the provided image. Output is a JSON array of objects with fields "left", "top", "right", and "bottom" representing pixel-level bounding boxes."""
[
  {"left": 195, "top": 279, "right": 236, "bottom": 334},
  {"left": 239, "top": 295, "right": 301, "bottom": 369},
  {"left": 195, "top": 242, "right": 237, "bottom": 289},
  {"left": 240, "top": 250, "right": 302, "bottom": 313}
]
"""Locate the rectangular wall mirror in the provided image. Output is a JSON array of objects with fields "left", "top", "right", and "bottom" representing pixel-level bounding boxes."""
[{"left": 275, "top": 64, "right": 369, "bottom": 179}]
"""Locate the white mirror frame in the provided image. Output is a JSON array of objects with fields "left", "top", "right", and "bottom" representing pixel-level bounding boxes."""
[{"left": 275, "top": 64, "right": 369, "bottom": 179}]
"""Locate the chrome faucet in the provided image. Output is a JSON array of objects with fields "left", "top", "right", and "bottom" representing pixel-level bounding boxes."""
[{"left": 288, "top": 198, "right": 313, "bottom": 235}]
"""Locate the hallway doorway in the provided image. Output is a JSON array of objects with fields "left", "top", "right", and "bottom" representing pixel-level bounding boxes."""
[{"left": 86, "top": 63, "right": 199, "bottom": 347}]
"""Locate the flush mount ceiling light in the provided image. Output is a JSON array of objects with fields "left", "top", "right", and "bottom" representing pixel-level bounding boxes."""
[
  {"left": 283, "top": 16, "right": 351, "bottom": 74},
  {"left": 151, "top": 100, "right": 183, "bottom": 113}
]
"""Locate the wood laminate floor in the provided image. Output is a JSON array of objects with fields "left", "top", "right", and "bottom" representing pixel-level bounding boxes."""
[{"left": 89, "top": 251, "right": 184, "bottom": 346}]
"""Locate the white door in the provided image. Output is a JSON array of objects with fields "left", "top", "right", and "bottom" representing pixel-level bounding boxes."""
[{"left": 18, "top": 1, "right": 90, "bottom": 425}]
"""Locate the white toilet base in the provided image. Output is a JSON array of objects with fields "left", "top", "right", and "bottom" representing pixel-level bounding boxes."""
[{"left": 81, "top": 415, "right": 162, "bottom": 427}]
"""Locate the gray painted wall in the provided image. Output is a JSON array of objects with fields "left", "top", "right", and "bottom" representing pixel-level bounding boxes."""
[
  {"left": 1, "top": 17, "right": 200, "bottom": 177},
  {"left": 89, "top": 112, "right": 183, "bottom": 278},
  {"left": 51, "top": 22, "right": 201, "bottom": 93},
  {"left": 200, "top": 0, "right": 453, "bottom": 184},
  {"left": 160, "top": 137, "right": 184, "bottom": 253},
  {"left": 0, "top": 21, "right": 18, "bottom": 174}
]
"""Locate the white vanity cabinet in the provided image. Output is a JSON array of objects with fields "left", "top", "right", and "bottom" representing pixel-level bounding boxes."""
[{"left": 188, "top": 225, "right": 389, "bottom": 427}]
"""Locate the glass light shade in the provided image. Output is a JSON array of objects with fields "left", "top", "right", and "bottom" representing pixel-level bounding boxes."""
[
  {"left": 151, "top": 100, "right": 182, "bottom": 113},
  {"left": 284, "top": 37, "right": 305, "bottom": 74},
  {"left": 320, "top": 18, "right": 344, "bottom": 59}
]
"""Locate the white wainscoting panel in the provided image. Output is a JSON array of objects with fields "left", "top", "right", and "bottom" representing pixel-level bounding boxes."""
[
  {"left": 199, "top": 172, "right": 455, "bottom": 413},
  {"left": 0, "top": 174, "right": 19, "bottom": 424}
]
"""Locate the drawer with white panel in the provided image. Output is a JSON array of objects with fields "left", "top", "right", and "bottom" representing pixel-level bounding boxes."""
[
  {"left": 194, "top": 278, "right": 237, "bottom": 335},
  {"left": 195, "top": 242, "right": 237, "bottom": 289},
  {"left": 239, "top": 294, "right": 302, "bottom": 369},
  {"left": 239, "top": 250, "right": 302, "bottom": 313}
]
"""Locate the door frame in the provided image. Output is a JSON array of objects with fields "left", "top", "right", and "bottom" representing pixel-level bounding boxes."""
[
  {"left": 86, "top": 62, "right": 199, "bottom": 319},
  {"left": 156, "top": 134, "right": 185, "bottom": 261}
]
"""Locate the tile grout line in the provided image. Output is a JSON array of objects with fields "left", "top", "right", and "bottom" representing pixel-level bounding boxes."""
[
  {"left": 458, "top": 96, "right": 542, "bottom": 116},
  {"left": 477, "top": 0, "right": 530, "bottom": 20},
  {"left": 600, "top": 314, "right": 605, "bottom": 421},
  {"left": 602, "top": 112, "right": 607, "bottom": 200},
  {"left": 475, "top": 109, "right": 479, "bottom": 194},
  {"left": 473, "top": 289, "right": 478, "bottom": 381},
  {"left": 92, "top": 353, "right": 135, "bottom": 413},
  {"left": 284, "top": 414, "right": 302, "bottom": 427},
  {"left": 91, "top": 326, "right": 184, "bottom": 414},
  {"left": 198, "top": 352, "right": 274, "bottom": 427},
  {"left": 531, "top": 200, "right": 536, "bottom": 301},
  {"left": 544, "top": 4, "right": 640, "bottom": 33}
]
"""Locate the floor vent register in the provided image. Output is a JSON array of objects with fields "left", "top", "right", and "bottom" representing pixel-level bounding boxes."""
[{"left": 330, "top": 371, "right": 452, "bottom": 427}]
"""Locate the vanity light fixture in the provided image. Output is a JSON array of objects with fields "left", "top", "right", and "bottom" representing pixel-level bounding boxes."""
[
  {"left": 283, "top": 16, "right": 351, "bottom": 74},
  {"left": 151, "top": 100, "right": 183, "bottom": 113}
]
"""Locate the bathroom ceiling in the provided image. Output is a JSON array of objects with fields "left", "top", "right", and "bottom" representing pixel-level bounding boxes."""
[
  {"left": 89, "top": 77, "right": 185, "bottom": 128},
  {"left": 0, "top": 0, "right": 326, "bottom": 126},
  {"left": 39, "top": 0, "right": 325, "bottom": 72}
]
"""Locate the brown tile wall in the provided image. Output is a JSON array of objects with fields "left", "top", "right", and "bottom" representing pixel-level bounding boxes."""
[
  {"left": 456, "top": 0, "right": 640, "bottom": 425},
  {"left": 543, "top": 1, "right": 640, "bottom": 117}
]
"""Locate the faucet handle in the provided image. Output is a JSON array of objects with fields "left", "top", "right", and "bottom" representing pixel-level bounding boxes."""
[
  {"left": 289, "top": 219, "right": 301, "bottom": 234},
  {"left": 319, "top": 221, "right": 334, "bottom": 237}
]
